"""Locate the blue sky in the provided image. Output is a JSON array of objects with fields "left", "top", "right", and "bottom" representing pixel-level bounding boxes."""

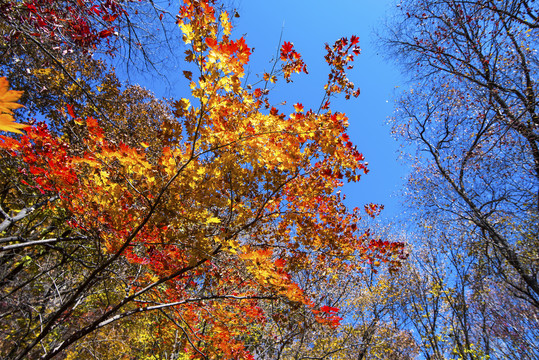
[{"left": 234, "top": 0, "right": 408, "bottom": 217}]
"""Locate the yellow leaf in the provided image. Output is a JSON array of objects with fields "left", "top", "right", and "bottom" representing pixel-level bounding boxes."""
[
  {"left": 179, "top": 23, "right": 194, "bottom": 44},
  {"left": 0, "top": 77, "right": 24, "bottom": 115},
  {"left": 33, "top": 68, "right": 51, "bottom": 76},
  {"left": 220, "top": 12, "right": 231, "bottom": 36},
  {"left": 206, "top": 217, "right": 221, "bottom": 224},
  {"left": 0, "top": 114, "right": 27, "bottom": 134},
  {"left": 0, "top": 78, "right": 27, "bottom": 134}
]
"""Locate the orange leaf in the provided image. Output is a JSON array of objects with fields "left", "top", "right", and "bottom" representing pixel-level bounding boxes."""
[
  {"left": 0, "top": 77, "right": 24, "bottom": 115},
  {"left": 0, "top": 78, "right": 27, "bottom": 134},
  {"left": 0, "top": 114, "right": 28, "bottom": 134},
  {"left": 205, "top": 37, "right": 217, "bottom": 48}
]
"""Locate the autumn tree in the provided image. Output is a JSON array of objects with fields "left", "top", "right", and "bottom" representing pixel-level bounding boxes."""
[
  {"left": 381, "top": 0, "right": 539, "bottom": 357},
  {"left": 0, "top": 0, "right": 405, "bottom": 359},
  {"left": 0, "top": 0, "right": 185, "bottom": 135},
  {"left": 385, "top": 0, "right": 539, "bottom": 310},
  {"left": 246, "top": 223, "right": 413, "bottom": 360}
]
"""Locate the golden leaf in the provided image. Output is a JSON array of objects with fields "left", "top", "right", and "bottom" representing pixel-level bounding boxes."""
[
  {"left": 206, "top": 217, "right": 221, "bottom": 224},
  {"left": 0, "top": 78, "right": 27, "bottom": 134},
  {"left": 0, "top": 77, "right": 24, "bottom": 115},
  {"left": 0, "top": 114, "right": 28, "bottom": 134},
  {"left": 220, "top": 12, "right": 231, "bottom": 36}
]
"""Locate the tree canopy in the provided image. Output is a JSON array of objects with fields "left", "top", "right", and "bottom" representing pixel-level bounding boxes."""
[
  {"left": 0, "top": 0, "right": 407, "bottom": 359},
  {"left": 1, "top": 0, "right": 538, "bottom": 359}
]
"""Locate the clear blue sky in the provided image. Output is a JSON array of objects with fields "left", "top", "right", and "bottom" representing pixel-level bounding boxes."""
[{"left": 234, "top": 0, "right": 407, "bottom": 217}]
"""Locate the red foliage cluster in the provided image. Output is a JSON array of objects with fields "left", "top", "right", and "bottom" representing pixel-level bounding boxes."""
[
  {"left": 280, "top": 41, "right": 308, "bottom": 82},
  {"left": 1, "top": 0, "right": 125, "bottom": 54},
  {"left": 322, "top": 36, "right": 361, "bottom": 107},
  {"left": 0, "top": 123, "right": 77, "bottom": 194}
]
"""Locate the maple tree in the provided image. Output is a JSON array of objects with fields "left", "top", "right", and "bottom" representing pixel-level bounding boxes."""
[
  {"left": 243, "top": 224, "right": 413, "bottom": 359},
  {"left": 0, "top": 0, "right": 406, "bottom": 359}
]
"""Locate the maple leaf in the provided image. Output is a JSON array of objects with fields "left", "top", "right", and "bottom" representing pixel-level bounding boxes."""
[
  {"left": 206, "top": 217, "right": 221, "bottom": 224},
  {"left": 220, "top": 11, "right": 231, "bottom": 36},
  {"left": 205, "top": 37, "right": 217, "bottom": 48},
  {"left": 0, "top": 77, "right": 24, "bottom": 115},
  {"left": 0, "top": 77, "right": 27, "bottom": 134},
  {"left": 0, "top": 114, "right": 28, "bottom": 134},
  {"left": 281, "top": 41, "right": 294, "bottom": 60},
  {"left": 320, "top": 306, "right": 339, "bottom": 314}
]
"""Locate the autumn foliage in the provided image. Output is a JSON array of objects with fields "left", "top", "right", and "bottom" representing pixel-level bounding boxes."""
[
  {"left": 1, "top": 0, "right": 124, "bottom": 53},
  {"left": 0, "top": 0, "right": 406, "bottom": 359},
  {"left": 382, "top": 0, "right": 539, "bottom": 358}
]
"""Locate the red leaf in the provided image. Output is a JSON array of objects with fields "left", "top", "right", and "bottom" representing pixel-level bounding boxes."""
[
  {"left": 99, "top": 29, "right": 113, "bottom": 38},
  {"left": 320, "top": 305, "right": 339, "bottom": 313},
  {"left": 280, "top": 41, "right": 294, "bottom": 60},
  {"left": 66, "top": 105, "right": 76, "bottom": 118},
  {"left": 205, "top": 37, "right": 217, "bottom": 48},
  {"left": 102, "top": 14, "right": 118, "bottom": 22}
]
